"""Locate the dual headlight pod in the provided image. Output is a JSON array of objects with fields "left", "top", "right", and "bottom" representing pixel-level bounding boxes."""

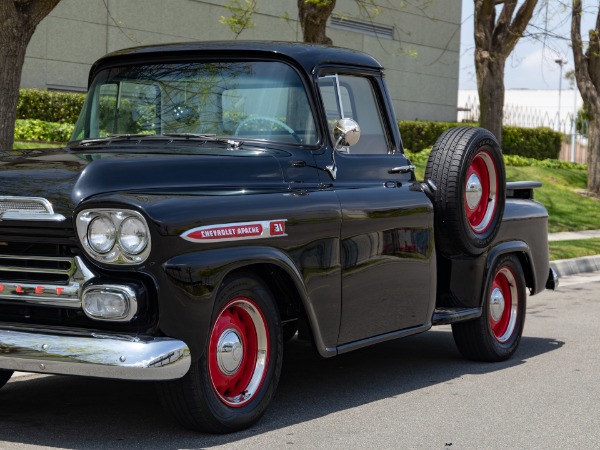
[{"left": 76, "top": 209, "right": 151, "bottom": 264}]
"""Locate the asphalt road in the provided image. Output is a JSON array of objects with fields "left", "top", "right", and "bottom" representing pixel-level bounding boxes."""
[{"left": 1, "top": 272, "right": 599, "bottom": 450}]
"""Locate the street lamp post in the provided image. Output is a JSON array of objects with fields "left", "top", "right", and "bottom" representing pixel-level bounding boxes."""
[{"left": 555, "top": 59, "right": 567, "bottom": 128}]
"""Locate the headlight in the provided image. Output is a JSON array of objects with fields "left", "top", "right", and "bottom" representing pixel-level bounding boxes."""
[
  {"left": 76, "top": 209, "right": 151, "bottom": 265},
  {"left": 88, "top": 216, "right": 116, "bottom": 253},
  {"left": 118, "top": 216, "right": 149, "bottom": 255}
]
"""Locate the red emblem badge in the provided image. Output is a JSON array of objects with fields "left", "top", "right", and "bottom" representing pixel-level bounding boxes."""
[{"left": 181, "top": 220, "right": 287, "bottom": 243}]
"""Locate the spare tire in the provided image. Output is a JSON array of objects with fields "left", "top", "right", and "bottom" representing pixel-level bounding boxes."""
[{"left": 424, "top": 127, "right": 506, "bottom": 257}]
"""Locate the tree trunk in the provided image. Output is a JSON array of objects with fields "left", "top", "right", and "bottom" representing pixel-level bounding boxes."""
[
  {"left": 588, "top": 114, "right": 600, "bottom": 195},
  {"left": 0, "top": 39, "right": 29, "bottom": 154},
  {"left": 0, "top": 0, "right": 61, "bottom": 153},
  {"left": 571, "top": 0, "right": 600, "bottom": 194},
  {"left": 473, "top": 0, "right": 538, "bottom": 146},
  {"left": 298, "top": 0, "right": 336, "bottom": 44},
  {"left": 476, "top": 58, "right": 505, "bottom": 143}
]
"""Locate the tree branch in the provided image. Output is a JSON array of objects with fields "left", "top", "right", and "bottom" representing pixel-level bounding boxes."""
[
  {"left": 495, "top": 0, "right": 538, "bottom": 57},
  {"left": 571, "top": 0, "right": 599, "bottom": 110}
]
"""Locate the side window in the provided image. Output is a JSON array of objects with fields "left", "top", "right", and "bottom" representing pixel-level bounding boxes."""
[{"left": 318, "top": 74, "right": 389, "bottom": 155}]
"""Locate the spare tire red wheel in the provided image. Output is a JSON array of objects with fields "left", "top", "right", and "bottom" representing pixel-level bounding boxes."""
[{"left": 424, "top": 127, "right": 506, "bottom": 257}]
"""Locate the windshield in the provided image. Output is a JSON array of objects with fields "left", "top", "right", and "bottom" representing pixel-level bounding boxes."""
[{"left": 71, "top": 61, "right": 318, "bottom": 146}]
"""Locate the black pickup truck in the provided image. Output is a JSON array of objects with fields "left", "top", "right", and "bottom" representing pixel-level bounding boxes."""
[{"left": 0, "top": 42, "right": 557, "bottom": 433}]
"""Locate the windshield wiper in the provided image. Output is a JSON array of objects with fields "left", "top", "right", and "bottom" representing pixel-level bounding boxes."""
[
  {"left": 163, "top": 133, "right": 243, "bottom": 148},
  {"left": 76, "top": 133, "right": 243, "bottom": 149}
]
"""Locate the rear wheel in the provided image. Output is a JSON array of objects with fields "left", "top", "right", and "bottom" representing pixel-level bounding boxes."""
[
  {"left": 0, "top": 370, "right": 13, "bottom": 389},
  {"left": 452, "top": 254, "right": 526, "bottom": 361},
  {"left": 157, "top": 273, "right": 283, "bottom": 433},
  {"left": 425, "top": 127, "right": 506, "bottom": 257}
]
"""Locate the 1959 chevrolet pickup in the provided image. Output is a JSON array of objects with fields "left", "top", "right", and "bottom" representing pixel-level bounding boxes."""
[{"left": 0, "top": 42, "right": 557, "bottom": 433}]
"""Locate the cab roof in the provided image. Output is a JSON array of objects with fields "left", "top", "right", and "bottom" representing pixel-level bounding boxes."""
[{"left": 89, "top": 41, "right": 383, "bottom": 86}]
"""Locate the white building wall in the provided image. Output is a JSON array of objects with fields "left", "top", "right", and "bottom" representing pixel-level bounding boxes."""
[{"left": 22, "top": 0, "right": 462, "bottom": 122}]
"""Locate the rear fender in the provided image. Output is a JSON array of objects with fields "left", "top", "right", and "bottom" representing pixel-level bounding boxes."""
[{"left": 443, "top": 241, "right": 536, "bottom": 309}]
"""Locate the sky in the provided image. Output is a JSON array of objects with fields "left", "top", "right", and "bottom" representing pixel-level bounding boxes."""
[{"left": 459, "top": 0, "right": 598, "bottom": 91}]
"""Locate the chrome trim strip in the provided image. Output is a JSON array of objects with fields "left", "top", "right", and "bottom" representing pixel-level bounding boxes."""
[
  {"left": 0, "top": 212, "right": 66, "bottom": 221},
  {"left": 0, "top": 256, "right": 94, "bottom": 308},
  {"left": 0, "top": 326, "right": 190, "bottom": 380}
]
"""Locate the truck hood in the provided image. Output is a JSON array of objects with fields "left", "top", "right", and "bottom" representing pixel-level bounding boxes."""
[{"left": 0, "top": 148, "right": 285, "bottom": 216}]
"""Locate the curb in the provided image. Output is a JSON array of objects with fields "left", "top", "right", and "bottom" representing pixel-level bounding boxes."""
[{"left": 550, "top": 255, "right": 600, "bottom": 277}]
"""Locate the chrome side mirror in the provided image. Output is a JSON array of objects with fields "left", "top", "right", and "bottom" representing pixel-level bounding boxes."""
[
  {"left": 333, "top": 118, "right": 361, "bottom": 149},
  {"left": 327, "top": 118, "right": 361, "bottom": 180}
]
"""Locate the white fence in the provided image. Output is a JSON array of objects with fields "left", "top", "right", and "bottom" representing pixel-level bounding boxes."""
[{"left": 458, "top": 95, "right": 589, "bottom": 164}]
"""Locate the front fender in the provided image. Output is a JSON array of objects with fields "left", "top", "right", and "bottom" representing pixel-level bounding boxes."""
[{"left": 161, "top": 246, "right": 337, "bottom": 360}]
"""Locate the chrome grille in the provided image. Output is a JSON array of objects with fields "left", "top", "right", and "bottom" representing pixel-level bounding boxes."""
[{"left": 0, "top": 255, "right": 94, "bottom": 307}]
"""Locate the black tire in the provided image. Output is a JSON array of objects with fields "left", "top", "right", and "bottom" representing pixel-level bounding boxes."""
[
  {"left": 425, "top": 127, "right": 506, "bottom": 257},
  {"left": 0, "top": 370, "right": 13, "bottom": 389},
  {"left": 452, "top": 254, "right": 526, "bottom": 362},
  {"left": 157, "top": 273, "right": 283, "bottom": 433}
]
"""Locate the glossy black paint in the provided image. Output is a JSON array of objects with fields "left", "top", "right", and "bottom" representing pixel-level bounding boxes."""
[{"left": 0, "top": 42, "right": 551, "bottom": 365}]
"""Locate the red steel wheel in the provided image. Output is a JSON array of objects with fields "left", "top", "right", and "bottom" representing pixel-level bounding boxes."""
[
  {"left": 488, "top": 266, "right": 519, "bottom": 343},
  {"left": 156, "top": 273, "right": 282, "bottom": 433},
  {"left": 451, "top": 254, "right": 526, "bottom": 362},
  {"left": 208, "top": 297, "right": 269, "bottom": 407},
  {"left": 465, "top": 150, "right": 499, "bottom": 234}
]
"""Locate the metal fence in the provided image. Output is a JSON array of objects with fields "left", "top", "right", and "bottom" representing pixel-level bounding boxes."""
[{"left": 458, "top": 96, "right": 589, "bottom": 164}]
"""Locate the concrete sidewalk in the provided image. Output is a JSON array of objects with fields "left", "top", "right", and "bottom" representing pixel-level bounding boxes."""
[
  {"left": 548, "top": 229, "right": 600, "bottom": 277},
  {"left": 548, "top": 229, "right": 600, "bottom": 241}
]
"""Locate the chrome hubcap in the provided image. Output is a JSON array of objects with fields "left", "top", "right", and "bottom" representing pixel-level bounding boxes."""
[
  {"left": 489, "top": 287, "right": 505, "bottom": 322},
  {"left": 465, "top": 173, "right": 483, "bottom": 209},
  {"left": 216, "top": 329, "right": 244, "bottom": 375}
]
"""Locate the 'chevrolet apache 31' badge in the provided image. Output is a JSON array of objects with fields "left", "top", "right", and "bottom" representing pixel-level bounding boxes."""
[{"left": 181, "top": 219, "right": 287, "bottom": 243}]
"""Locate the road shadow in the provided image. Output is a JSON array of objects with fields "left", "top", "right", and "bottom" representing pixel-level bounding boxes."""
[{"left": 0, "top": 329, "right": 563, "bottom": 449}]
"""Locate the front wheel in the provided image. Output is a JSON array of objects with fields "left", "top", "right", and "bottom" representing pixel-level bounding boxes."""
[
  {"left": 0, "top": 370, "right": 13, "bottom": 390},
  {"left": 157, "top": 273, "right": 283, "bottom": 433},
  {"left": 452, "top": 254, "right": 526, "bottom": 362}
]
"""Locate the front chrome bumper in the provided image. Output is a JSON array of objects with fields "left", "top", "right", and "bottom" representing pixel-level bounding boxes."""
[{"left": 0, "top": 325, "right": 190, "bottom": 380}]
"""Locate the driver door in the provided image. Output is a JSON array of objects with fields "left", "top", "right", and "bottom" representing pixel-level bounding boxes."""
[{"left": 317, "top": 71, "right": 435, "bottom": 346}]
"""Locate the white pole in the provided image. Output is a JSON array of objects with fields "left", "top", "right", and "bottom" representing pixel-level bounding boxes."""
[
  {"left": 555, "top": 59, "right": 567, "bottom": 131},
  {"left": 571, "top": 88, "right": 577, "bottom": 163}
]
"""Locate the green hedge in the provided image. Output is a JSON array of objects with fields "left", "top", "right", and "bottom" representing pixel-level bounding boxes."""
[
  {"left": 501, "top": 126, "right": 562, "bottom": 160},
  {"left": 17, "top": 89, "right": 85, "bottom": 124},
  {"left": 399, "top": 120, "right": 562, "bottom": 160},
  {"left": 14, "top": 119, "right": 75, "bottom": 143},
  {"left": 406, "top": 148, "right": 586, "bottom": 170}
]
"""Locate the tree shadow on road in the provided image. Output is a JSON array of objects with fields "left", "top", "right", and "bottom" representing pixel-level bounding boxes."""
[{"left": 0, "top": 329, "right": 563, "bottom": 449}]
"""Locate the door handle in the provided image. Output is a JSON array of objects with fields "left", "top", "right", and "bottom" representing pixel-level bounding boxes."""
[{"left": 388, "top": 165, "right": 415, "bottom": 174}]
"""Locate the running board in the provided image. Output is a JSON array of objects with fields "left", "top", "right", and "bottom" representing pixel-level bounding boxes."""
[{"left": 432, "top": 307, "right": 482, "bottom": 325}]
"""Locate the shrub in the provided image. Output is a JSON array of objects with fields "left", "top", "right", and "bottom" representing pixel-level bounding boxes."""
[
  {"left": 17, "top": 89, "right": 85, "bottom": 124},
  {"left": 14, "top": 119, "right": 74, "bottom": 143},
  {"left": 398, "top": 121, "right": 467, "bottom": 153},
  {"left": 501, "top": 126, "right": 561, "bottom": 160},
  {"left": 399, "top": 120, "right": 562, "bottom": 160}
]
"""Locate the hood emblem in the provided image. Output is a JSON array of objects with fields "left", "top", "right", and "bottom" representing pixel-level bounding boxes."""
[{"left": 0, "top": 196, "right": 65, "bottom": 221}]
